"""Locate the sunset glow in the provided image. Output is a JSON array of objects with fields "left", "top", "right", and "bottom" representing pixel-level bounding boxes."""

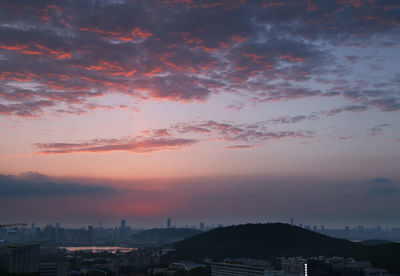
[{"left": 0, "top": 0, "right": 399, "bottom": 227}]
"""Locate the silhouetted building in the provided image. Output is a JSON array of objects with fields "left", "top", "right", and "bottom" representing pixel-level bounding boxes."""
[
  {"left": 211, "top": 261, "right": 282, "bottom": 276},
  {"left": 200, "top": 222, "right": 205, "bottom": 231},
  {"left": 2, "top": 243, "right": 40, "bottom": 274},
  {"left": 167, "top": 218, "right": 171, "bottom": 229},
  {"left": 88, "top": 225, "right": 94, "bottom": 243},
  {"left": 121, "top": 219, "right": 126, "bottom": 230},
  {"left": 307, "top": 260, "right": 334, "bottom": 276},
  {"left": 43, "top": 225, "right": 56, "bottom": 242},
  {"left": 40, "top": 262, "right": 69, "bottom": 276},
  {"left": 281, "top": 257, "right": 307, "bottom": 275},
  {"left": 55, "top": 222, "right": 60, "bottom": 242}
]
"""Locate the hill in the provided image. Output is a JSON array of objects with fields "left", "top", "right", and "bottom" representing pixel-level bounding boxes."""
[
  {"left": 131, "top": 228, "right": 202, "bottom": 245},
  {"left": 173, "top": 223, "right": 400, "bottom": 274},
  {"left": 359, "top": 239, "right": 393, "bottom": 246},
  {"left": 173, "top": 223, "right": 360, "bottom": 259}
]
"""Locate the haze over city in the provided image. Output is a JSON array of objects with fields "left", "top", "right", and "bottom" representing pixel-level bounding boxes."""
[{"left": 1, "top": 0, "right": 400, "bottom": 228}]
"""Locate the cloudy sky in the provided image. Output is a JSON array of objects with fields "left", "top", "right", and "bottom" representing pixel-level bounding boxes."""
[{"left": 0, "top": 0, "right": 399, "bottom": 228}]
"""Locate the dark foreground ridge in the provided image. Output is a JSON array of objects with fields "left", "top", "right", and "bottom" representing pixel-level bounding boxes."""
[
  {"left": 359, "top": 239, "right": 393, "bottom": 246},
  {"left": 131, "top": 228, "right": 202, "bottom": 244},
  {"left": 173, "top": 223, "right": 400, "bottom": 274}
]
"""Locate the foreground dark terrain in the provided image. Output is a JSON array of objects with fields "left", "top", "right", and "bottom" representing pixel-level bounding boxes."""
[{"left": 173, "top": 223, "right": 400, "bottom": 275}]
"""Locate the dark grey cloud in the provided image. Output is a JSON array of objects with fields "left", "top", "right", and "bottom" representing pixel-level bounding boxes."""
[
  {"left": 368, "top": 124, "right": 391, "bottom": 136},
  {"left": 366, "top": 177, "right": 399, "bottom": 196},
  {"left": 1, "top": 173, "right": 400, "bottom": 225},
  {"left": 369, "top": 187, "right": 398, "bottom": 195},
  {"left": 173, "top": 120, "right": 314, "bottom": 147},
  {"left": 0, "top": 173, "right": 117, "bottom": 196},
  {"left": 326, "top": 105, "right": 368, "bottom": 116},
  {"left": 268, "top": 114, "right": 319, "bottom": 124},
  {"left": 370, "top": 177, "right": 394, "bottom": 185},
  {"left": 341, "top": 89, "right": 400, "bottom": 112},
  {"left": 226, "top": 101, "right": 245, "bottom": 111},
  {"left": 0, "top": 100, "right": 55, "bottom": 117}
]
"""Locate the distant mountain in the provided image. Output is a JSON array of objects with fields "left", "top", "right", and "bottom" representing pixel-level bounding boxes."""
[
  {"left": 131, "top": 228, "right": 202, "bottom": 245},
  {"left": 173, "top": 223, "right": 400, "bottom": 274}
]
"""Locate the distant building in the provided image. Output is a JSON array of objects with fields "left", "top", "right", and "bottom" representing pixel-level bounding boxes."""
[
  {"left": 88, "top": 225, "right": 94, "bottom": 243},
  {"left": 43, "top": 225, "right": 56, "bottom": 242},
  {"left": 167, "top": 218, "right": 171, "bottom": 229},
  {"left": 40, "top": 262, "right": 69, "bottom": 276},
  {"left": 30, "top": 223, "right": 36, "bottom": 240},
  {"left": 308, "top": 257, "right": 392, "bottom": 276},
  {"left": 281, "top": 257, "right": 307, "bottom": 276},
  {"left": 121, "top": 219, "right": 126, "bottom": 230},
  {"left": 364, "top": 268, "right": 391, "bottom": 276},
  {"left": 211, "top": 261, "right": 283, "bottom": 276},
  {"left": 200, "top": 222, "right": 205, "bottom": 232},
  {"left": 169, "top": 262, "right": 186, "bottom": 271},
  {"left": 55, "top": 222, "right": 60, "bottom": 242}
]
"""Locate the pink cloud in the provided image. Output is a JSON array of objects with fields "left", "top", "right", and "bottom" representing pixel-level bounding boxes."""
[{"left": 35, "top": 137, "right": 197, "bottom": 155}]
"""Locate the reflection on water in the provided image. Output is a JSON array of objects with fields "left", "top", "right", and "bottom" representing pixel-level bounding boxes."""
[{"left": 60, "top": 246, "right": 137, "bottom": 254}]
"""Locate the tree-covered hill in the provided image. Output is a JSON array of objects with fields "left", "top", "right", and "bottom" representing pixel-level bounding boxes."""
[
  {"left": 173, "top": 223, "right": 400, "bottom": 274},
  {"left": 131, "top": 228, "right": 202, "bottom": 244}
]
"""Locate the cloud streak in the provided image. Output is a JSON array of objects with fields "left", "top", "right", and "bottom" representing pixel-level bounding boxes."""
[
  {"left": 35, "top": 137, "right": 197, "bottom": 154},
  {"left": 34, "top": 119, "right": 314, "bottom": 154}
]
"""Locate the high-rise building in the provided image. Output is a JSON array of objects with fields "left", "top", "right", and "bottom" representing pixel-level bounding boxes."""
[
  {"left": 121, "top": 220, "right": 126, "bottom": 230},
  {"left": 167, "top": 218, "right": 171, "bottom": 229},
  {"left": 31, "top": 223, "right": 36, "bottom": 240},
  {"left": 200, "top": 222, "right": 205, "bottom": 232},
  {"left": 211, "top": 261, "right": 279, "bottom": 276},
  {"left": 290, "top": 218, "right": 294, "bottom": 226},
  {"left": 88, "top": 225, "right": 93, "bottom": 243},
  {"left": 55, "top": 222, "right": 60, "bottom": 242},
  {"left": 43, "top": 225, "right": 56, "bottom": 242},
  {"left": 5, "top": 244, "right": 40, "bottom": 274}
]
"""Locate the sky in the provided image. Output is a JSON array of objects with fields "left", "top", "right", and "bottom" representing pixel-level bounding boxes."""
[{"left": 0, "top": 0, "right": 400, "bottom": 228}]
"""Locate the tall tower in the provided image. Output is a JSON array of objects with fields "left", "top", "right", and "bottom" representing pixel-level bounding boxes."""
[
  {"left": 167, "top": 218, "right": 171, "bottom": 229},
  {"left": 200, "top": 222, "right": 205, "bottom": 231},
  {"left": 121, "top": 219, "right": 126, "bottom": 230}
]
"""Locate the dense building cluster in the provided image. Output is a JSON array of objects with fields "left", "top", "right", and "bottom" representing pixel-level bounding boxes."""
[{"left": 1, "top": 221, "right": 399, "bottom": 275}]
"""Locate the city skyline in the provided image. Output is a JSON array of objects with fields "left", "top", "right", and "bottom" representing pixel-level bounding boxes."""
[
  {"left": 1, "top": 0, "right": 400, "bottom": 227},
  {"left": 4, "top": 217, "right": 400, "bottom": 230},
  {"left": 3, "top": 219, "right": 400, "bottom": 246}
]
